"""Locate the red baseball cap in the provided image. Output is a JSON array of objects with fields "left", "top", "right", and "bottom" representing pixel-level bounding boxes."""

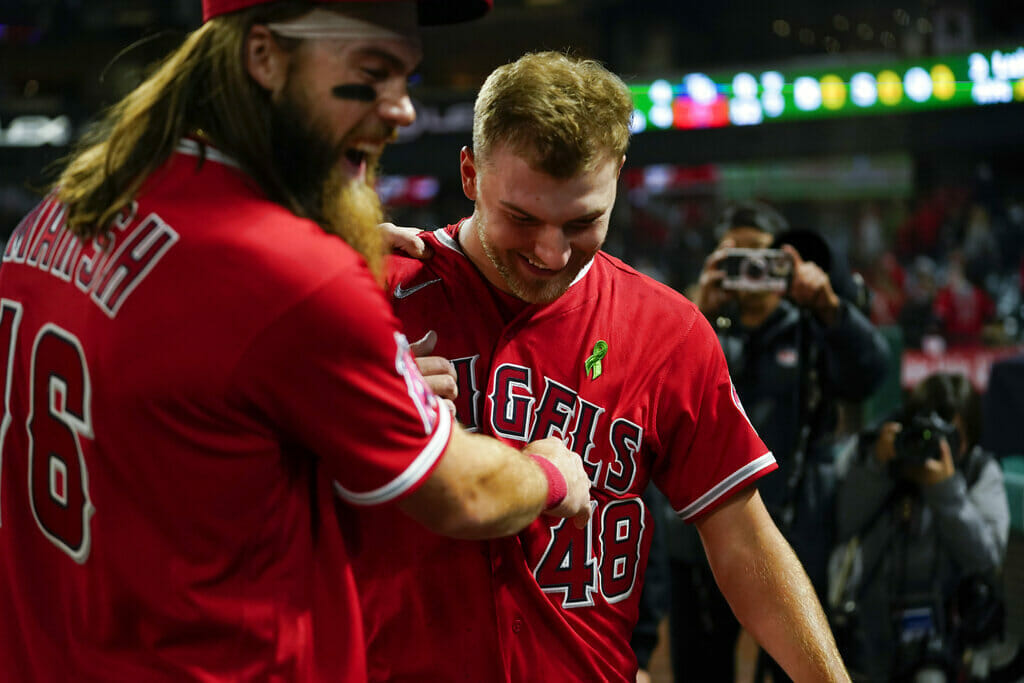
[{"left": 202, "top": 0, "right": 493, "bottom": 25}]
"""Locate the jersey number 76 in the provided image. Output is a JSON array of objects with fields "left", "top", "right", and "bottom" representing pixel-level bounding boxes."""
[{"left": 0, "top": 299, "right": 94, "bottom": 563}]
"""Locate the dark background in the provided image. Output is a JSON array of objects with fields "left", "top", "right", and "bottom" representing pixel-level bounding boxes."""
[
  {"left": 3, "top": 0, "right": 1024, "bottom": 179},
  {"left": 2, "top": 0, "right": 1023, "bottom": 664}
]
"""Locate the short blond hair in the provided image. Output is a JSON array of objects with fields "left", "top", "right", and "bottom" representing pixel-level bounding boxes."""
[{"left": 472, "top": 51, "right": 632, "bottom": 178}]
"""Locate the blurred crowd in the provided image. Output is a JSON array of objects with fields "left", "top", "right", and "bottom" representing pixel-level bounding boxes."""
[
  {"left": 855, "top": 174, "right": 1024, "bottom": 350},
  {"left": 386, "top": 158, "right": 1024, "bottom": 355},
  {"left": 626, "top": 195, "right": 1023, "bottom": 683}
]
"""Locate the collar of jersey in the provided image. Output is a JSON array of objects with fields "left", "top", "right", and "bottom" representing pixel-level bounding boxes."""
[
  {"left": 434, "top": 220, "right": 596, "bottom": 292},
  {"left": 176, "top": 138, "right": 242, "bottom": 170}
]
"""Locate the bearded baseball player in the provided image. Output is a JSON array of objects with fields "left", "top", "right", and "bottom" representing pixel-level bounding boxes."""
[
  {"left": 0, "top": 4, "right": 596, "bottom": 681},
  {"left": 353, "top": 52, "right": 851, "bottom": 682}
]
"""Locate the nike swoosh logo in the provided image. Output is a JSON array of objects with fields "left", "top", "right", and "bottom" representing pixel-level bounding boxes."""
[{"left": 393, "top": 278, "right": 442, "bottom": 299}]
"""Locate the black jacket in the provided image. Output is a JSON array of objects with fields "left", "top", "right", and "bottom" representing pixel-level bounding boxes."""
[
  {"left": 714, "top": 297, "right": 889, "bottom": 519},
  {"left": 712, "top": 297, "right": 889, "bottom": 591}
]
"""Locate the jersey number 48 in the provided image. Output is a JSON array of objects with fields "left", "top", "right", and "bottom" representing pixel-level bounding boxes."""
[{"left": 533, "top": 497, "right": 645, "bottom": 608}]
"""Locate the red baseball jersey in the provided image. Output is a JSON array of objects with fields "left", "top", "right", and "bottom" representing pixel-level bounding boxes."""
[
  {"left": 0, "top": 141, "right": 450, "bottom": 682},
  {"left": 349, "top": 222, "right": 776, "bottom": 681}
]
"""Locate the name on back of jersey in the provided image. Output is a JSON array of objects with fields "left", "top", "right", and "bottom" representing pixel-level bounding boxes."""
[{"left": 2, "top": 196, "right": 178, "bottom": 319}]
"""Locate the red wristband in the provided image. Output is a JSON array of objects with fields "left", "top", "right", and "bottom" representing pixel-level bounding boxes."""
[{"left": 528, "top": 454, "right": 567, "bottom": 510}]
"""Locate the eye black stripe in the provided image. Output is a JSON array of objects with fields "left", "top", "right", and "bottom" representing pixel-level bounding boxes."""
[{"left": 331, "top": 84, "right": 376, "bottom": 102}]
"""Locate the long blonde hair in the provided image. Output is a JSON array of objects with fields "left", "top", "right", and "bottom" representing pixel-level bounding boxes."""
[{"left": 56, "top": 2, "right": 316, "bottom": 240}]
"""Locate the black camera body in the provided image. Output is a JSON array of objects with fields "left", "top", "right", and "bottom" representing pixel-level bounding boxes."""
[
  {"left": 719, "top": 248, "right": 792, "bottom": 293},
  {"left": 893, "top": 412, "right": 960, "bottom": 468}
]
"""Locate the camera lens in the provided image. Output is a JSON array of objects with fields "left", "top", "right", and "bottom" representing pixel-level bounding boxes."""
[{"left": 741, "top": 255, "right": 767, "bottom": 280}]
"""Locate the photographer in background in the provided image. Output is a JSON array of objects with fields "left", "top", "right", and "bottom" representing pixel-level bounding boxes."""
[
  {"left": 830, "top": 372, "right": 1011, "bottom": 682},
  {"left": 655, "top": 200, "right": 889, "bottom": 682}
]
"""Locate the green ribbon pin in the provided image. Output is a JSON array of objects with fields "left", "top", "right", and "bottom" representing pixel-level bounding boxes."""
[{"left": 584, "top": 340, "right": 608, "bottom": 380}]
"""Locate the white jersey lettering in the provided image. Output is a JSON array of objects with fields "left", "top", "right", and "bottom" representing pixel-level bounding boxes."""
[{"left": 6, "top": 197, "right": 177, "bottom": 319}]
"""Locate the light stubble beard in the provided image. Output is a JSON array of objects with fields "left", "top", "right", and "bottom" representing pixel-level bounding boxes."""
[{"left": 475, "top": 213, "right": 584, "bottom": 305}]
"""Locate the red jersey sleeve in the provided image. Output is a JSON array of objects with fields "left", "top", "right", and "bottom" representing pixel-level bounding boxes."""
[
  {"left": 651, "top": 312, "right": 777, "bottom": 521},
  {"left": 233, "top": 265, "right": 450, "bottom": 506}
]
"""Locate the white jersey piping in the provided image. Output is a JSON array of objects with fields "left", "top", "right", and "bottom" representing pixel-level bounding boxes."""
[
  {"left": 333, "top": 402, "right": 452, "bottom": 506},
  {"left": 675, "top": 452, "right": 777, "bottom": 521}
]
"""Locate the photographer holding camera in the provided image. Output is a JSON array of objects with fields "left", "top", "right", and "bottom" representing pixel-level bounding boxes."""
[
  {"left": 831, "top": 372, "right": 1011, "bottom": 682},
  {"left": 650, "top": 200, "right": 889, "bottom": 682}
]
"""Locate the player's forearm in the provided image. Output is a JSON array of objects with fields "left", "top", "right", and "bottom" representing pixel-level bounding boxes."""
[
  {"left": 719, "top": 535, "right": 848, "bottom": 681},
  {"left": 700, "top": 490, "right": 850, "bottom": 682},
  {"left": 399, "top": 426, "right": 547, "bottom": 539}
]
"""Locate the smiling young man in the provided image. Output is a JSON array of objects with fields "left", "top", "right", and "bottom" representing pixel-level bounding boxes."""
[
  {"left": 0, "top": 4, "right": 597, "bottom": 681},
  {"left": 353, "top": 52, "right": 851, "bottom": 682}
]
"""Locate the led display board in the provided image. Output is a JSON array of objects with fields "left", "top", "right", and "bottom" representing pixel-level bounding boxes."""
[
  {"left": 628, "top": 46, "right": 1024, "bottom": 133},
  {"left": 622, "top": 154, "right": 913, "bottom": 200}
]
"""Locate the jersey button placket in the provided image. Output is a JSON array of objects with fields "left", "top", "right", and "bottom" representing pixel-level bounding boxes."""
[{"left": 511, "top": 618, "right": 523, "bottom": 633}]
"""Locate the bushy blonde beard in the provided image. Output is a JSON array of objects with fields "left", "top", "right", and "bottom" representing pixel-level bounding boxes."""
[
  {"left": 270, "top": 74, "right": 388, "bottom": 284},
  {"left": 321, "top": 164, "right": 387, "bottom": 284}
]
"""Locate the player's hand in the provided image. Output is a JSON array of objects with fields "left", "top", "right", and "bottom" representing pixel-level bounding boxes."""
[
  {"left": 380, "top": 222, "right": 433, "bottom": 259},
  {"left": 410, "top": 330, "right": 457, "bottom": 415},
  {"left": 636, "top": 669, "right": 652, "bottom": 683},
  {"left": 695, "top": 238, "right": 736, "bottom": 316},
  {"left": 781, "top": 244, "right": 840, "bottom": 326},
  {"left": 525, "top": 436, "right": 593, "bottom": 529}
]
